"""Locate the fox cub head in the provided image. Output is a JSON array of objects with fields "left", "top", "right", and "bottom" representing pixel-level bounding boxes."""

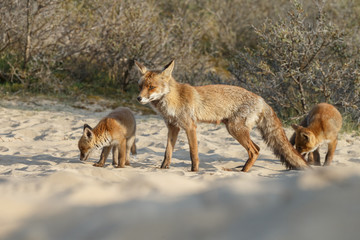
[
  {"left": 291, "top": 124, "right": 317, "bottom": 154},
  {"left": 78, "top": 124, "right": 96, "bottom": 161},
  {"left": 135, "top": 60, "right": 175, "bottom": 104}
]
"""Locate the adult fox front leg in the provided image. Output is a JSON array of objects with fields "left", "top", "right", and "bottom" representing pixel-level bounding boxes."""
[
  {"left": 161, "top": 120, "right": 199, "bottom": 171},
  {"left": 161, "top": 123, "right": 180, "bottom": 169},
  {"left": 184, "top": 120, "right": 200, "bottom": 171}
]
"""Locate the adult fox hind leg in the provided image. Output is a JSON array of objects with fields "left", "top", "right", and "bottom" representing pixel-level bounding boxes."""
[
  {"left": 94, "top": 146, "right": 111, "bottom": 167},
  {"left": 324, "top": 139, "right": 337, "bottom": 166},
  {"left": 242, "top": 139, "right": 260, "bottom": 172},
  {"left": 161, "top": 124, "right": 180, "bottom": 169},
  {"left": 225, "top": 119, "right": 260, "bottom": 172}
]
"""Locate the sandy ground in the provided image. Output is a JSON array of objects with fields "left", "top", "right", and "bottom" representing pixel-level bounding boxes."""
[{"left": 1, "top": 97, "right": 360, "bottom": 240}]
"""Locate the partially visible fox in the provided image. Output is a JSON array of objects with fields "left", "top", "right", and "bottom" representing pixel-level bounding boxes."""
[
  {"left": 135, "top": 60, "right": 309, "bottom": 172},
  {"left": 78, "top": 107, "right": 136, "bottom": 168},
  {"left": 290, "top": 103, "right": 342, "bottom": 166}
]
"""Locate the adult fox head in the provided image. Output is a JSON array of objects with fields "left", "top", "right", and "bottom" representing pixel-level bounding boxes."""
[
  {"left": 135, "top": 60, "right": 174, "bottom": 104},
  {"left": 291, "top": 124, "right": 317, "bottom": 154},
  {"left": 78, "top": 124, "right": 95, "bottom": 161}
]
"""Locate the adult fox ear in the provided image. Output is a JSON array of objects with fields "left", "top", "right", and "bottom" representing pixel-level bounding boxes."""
[
  {"left": 83, "top": 124, "right": 93, "bottom": 139},
  {"left": 135, "top": 61, "right": 148, "bottom": 75},
  {"left": 161, "top": 60, "right": 175, "bottom": 77}
]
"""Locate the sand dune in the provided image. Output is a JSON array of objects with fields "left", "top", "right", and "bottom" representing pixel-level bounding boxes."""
[{"left": 1, "top": 97, "right": 360, "bottom": 240}]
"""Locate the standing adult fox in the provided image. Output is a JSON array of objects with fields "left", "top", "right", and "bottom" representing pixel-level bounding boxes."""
[
  {"left": 290, "top": 103, "right": 342, "bottom": 166},
  {"left": 135, "top": 60, "right": 309, "bottom": 172}
]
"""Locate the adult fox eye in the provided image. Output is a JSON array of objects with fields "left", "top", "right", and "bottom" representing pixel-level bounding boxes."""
[{"left": 149, "top": 86, "right": 155, "bottom": 90}]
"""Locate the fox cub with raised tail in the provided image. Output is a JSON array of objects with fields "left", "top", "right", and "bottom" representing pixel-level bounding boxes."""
[
  {"left": 135, "top": 60, "right": 308, "bottom": 172},
  {"left": 290, "top": 103, "right": 342, "bottom": 166},
  {"left": 78, "top": 107, "right": 136, "bottom": 168}
]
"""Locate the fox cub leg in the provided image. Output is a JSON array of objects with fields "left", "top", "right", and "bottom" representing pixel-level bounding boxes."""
[
  {"left": 112, "top": 147, "right": 118, "bottom": 166},
  {"left": 225, "top": 120, "right": 260, "bottom": 172},
  {"left": 125, "top": 136, "right": 136, "bottom": 166},
  {"left": 116, "top": 138, "right": 127, "bottom": 168},
  {"left": 307, "top": 149, "right": 321, "bottom": 166},
  {"left": 94, "top": 146, "right": 112, "bottom": 167},
  {"left": 130, "top": 138, "right": 137, "bottom": 155},
  {"left": 324, "top": 139, "right": 337, "bottom": 166},
  {"left": 161, "top": 124, "right": 180, "bottom": 169}
]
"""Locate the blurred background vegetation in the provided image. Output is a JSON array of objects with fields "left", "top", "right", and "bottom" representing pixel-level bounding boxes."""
[{"left": 0, "top": 0, "right": 359, "bottom": 130}]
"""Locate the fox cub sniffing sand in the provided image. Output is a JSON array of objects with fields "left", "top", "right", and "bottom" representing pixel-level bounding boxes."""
[
  {"left": 290, "top": 103, "right": 342, "bottom": 166},
  {"left": 135, "top": 60, "right": 309, "bottom": 172},
  {"left": 78, "top": 107, "right": 136, "bottom": 168}
]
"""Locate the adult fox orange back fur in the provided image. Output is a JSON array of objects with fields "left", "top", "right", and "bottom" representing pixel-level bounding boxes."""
[
  {"left": 290, "top": 103, "right": 342, "bottom": 166},
  {"left": 135, "top": 60, "right": 308, "bottom": 172}
]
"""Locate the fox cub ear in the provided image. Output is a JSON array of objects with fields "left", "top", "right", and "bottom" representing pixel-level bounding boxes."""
[
  {"left": 291, "top": 124, "right": 301, "bottom": 131},
  {"left": 83, "top": 124, "right": 93, "bottom": 139},
  {"left": 83, "top": 124, "right": 92, "bottom": 131},
  {"left": 300, "top": 132, "right": 309, "bottom": 142},
  {"left": 135, "top": 61, "right": 148, "bottom": 75},
  {"left": 162, "top": 60, "right": 175, "bottom": 77}
]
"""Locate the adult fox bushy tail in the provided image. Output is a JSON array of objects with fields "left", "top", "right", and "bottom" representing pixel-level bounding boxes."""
[
  {"left": 257, "top": 103, "right": 309, "bottom": 170},
  {"left": 290, "top": 103, "right": 342, "bottom": 166},
  {"left": 135, "top": 60, "right": 309, "bottom": 172}
]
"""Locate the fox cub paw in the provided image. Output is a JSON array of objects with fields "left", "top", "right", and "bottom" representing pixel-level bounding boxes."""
[{"left": 93, "top": 163, "right": 105, "bottom": 167}]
